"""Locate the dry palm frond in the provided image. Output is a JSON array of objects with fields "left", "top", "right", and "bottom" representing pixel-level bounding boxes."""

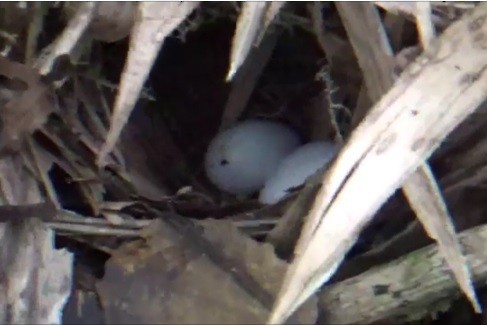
[{"left": 269, "top": 4, "right": 487, "bottom": 323}]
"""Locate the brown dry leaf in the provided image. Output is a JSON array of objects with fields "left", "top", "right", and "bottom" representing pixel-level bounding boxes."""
[
  {"left": 0, "top": 56, "right": 55, "bottom": 152},
  {"left": 97, "top": 214, "right": 316, "bottom": 324},
  {"left": 64, "top": 2, "right": 136, "bottom": 43},
  {"left": 268, "top": 4, "right": 487, "bottom": 323},
  {"left": 339, "top": 0, "right": 479, "bottom": 312},
  {"left": 97, "top": 2, "right": 199, "bottom": 166}
]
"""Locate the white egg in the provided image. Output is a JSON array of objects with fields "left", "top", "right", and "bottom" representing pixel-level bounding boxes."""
[
  {"left": 259, "top": 141, "right": 339, "bottom": 204},
  {"left": 204, "top": 119, "right": 300, "bottom": 195}
]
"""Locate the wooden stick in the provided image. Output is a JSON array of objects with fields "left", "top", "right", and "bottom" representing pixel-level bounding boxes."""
[{"left": 319, "top": 223, "right": 487, "bottom": 324}]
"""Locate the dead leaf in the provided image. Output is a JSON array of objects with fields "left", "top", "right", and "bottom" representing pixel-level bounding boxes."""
[
  {"left": 199, "top": 218, "right": 317, "bottom": 323},
  {"left": 335, "top": 2, "right": 395, "bottom": 102},
  {"left": 268, "top": 4, "right": 487, "bottom": 323},
  {"left": 339, "top": 0, "right": 480, "bottom": 313},
  {"left": 97, "top": 1, "right": 199, "bottom": 166},
  {"left": 220, "top": 31, "right": 279, "bottom": 130},
  {"left": 97, "top": 214, "right": 317, "bottom": 324},
  {"left": 256, "top": 2, "right": 286, "bottom": 44},
  {"left": 226, "top": 2, "right": 267, "bottom": 81},
  {"left": 36, "top": 120, "right": 106, "bottom": 215},
  {"left": 402, "top": 4, "right": 479, "bottom": 312},
  {"left": 404, "top": 164, "right": 481, "bottom": 312}
]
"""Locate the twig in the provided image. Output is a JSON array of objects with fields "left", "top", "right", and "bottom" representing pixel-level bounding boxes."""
[
  {"left": 51, "top": 223, "right": 141, "bottom": 237},
  {"left": 25, "top": 2, "right": 46, "bottom": 64},
  {"left": 48, "top": 208, "right": 278, "bottom": 238},
  {"left": 308, "top": 3, "right": 351, "bottom": 142},
  {"left": 34, "top": 2, "right": 96, "bottom": 75},
  {"left": 317, "top": 66, "right": 346, "bottom": 143}
]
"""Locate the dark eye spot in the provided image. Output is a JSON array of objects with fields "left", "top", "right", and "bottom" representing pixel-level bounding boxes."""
[{"left": 220, "top": 159, "right": 229, "bottom": 166}]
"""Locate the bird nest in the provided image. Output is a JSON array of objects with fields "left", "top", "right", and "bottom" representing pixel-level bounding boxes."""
[{"left": 0, "top": 2, "right": 485, "bottom": 324}]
